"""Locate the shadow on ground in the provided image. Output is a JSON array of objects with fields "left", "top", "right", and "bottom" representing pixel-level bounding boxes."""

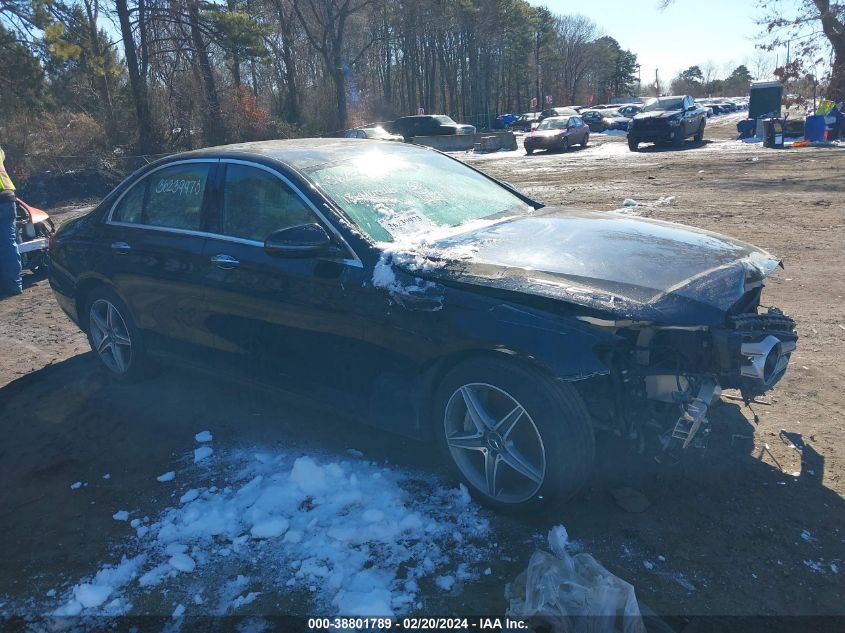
[{"left": 0, "top": 355, "right": 843, "bottom": 622}]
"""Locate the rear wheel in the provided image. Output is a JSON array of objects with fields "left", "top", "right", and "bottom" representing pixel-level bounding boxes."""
[
  {"left": 435, "top": 356, "right": 594, "bottom": 513},
  {"left": 561, "top": 138, "right": 570, "bottom": 152},
  {"left": 84, "top": 287, "right": 148, "bottom": 381},
  {"left": 581, "top": 134, "right": 589, "bottom": 147},
  {"left": 525, "top": 148, "right": 534, "bottom": 155},
  {"left": 628, "top": 138, "right": 639, "bottom": 151}
]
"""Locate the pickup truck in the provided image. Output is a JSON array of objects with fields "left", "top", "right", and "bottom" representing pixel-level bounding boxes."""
[
  {"left": 388, "top": 115, "right": 476, "bottom": 141},
  {"left": 628, "top": 95, "right": 707, "bottom": 151}
]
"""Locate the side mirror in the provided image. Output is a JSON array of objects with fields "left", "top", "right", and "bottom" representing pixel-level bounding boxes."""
[{"left": 264, "top": 223, "right": 332, "bottom": 258}]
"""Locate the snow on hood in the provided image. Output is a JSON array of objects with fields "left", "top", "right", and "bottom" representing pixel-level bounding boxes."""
[
  {"left": 42, "top": 441, "right": 491, "bottom": 618},
  {"left": 372, "top": 208, "right": 780, "bottom": 326}
]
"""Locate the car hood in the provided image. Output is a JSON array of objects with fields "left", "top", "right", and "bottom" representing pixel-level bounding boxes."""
[
  {"left": 527, "top": 129, "right": 564, "bottom": 137},
  {"left": 633, "top": 110, "right": 683, "bottom": 120},
  {"left": 399, "top": 209, "right": 780, "bottom": 326}
]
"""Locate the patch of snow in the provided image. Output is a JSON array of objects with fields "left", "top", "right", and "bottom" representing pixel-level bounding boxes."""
[
  {"left": 804, "top": 560, "right": 826, "bottom": 573},
  {"left": 54, "top": 555, "right": 146, "bottom": 616},
  {"left": 435, "top": 575, "right": 455, "bottom": 591},
  {"left": 250, "top": 518, "right": 290, "bottom": 539},
  {"left": 195, "top": 431, "right": 213, "bottom": 443},
  {"left": 801, "top": 529, "right": 816, "bottom": 542},
  {"left": 643, "top": 560, "right": 654, "bottom": 570},
  {"left": 157, "top": 471, "right": 176, "bottom": 483},
  {"left": 622, "top": 198, "right": 639, "bottom": 207},
  {"left": 112, "top": 511, "right": 129, "bottom": 522},
  {"left": 180, "top": 489, "right": 200, "bottom": 504},
  {"left": 194, "top": 446, "right": 214, "bottom": 463},
  {"left": 172, "top": 603, "right": 185, "bottom": 617},
  {"left": 232, "top": 592, "right": 260, "bottom": 609},
  {"left": 169, "top": 553, "right": 196, "bottom": 573},
  {"left": 42, "top": 445, "right": 491, "bottom": 617},
  {"left": 70, "top": 481, "right": 82, "bottom": 490},
  {"left": 102, "top": 474, "right": 111, "bottom": 480}
]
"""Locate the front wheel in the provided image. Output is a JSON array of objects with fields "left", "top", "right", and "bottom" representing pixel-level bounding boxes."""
[
  {"left": 628, "top": 138, "right": 639, "bottom": 151},
  {"left": 560, "top": 138, "right": 570, "bottom": 152},
  {"left": 694, "top": 120, "right": 706, "bottom": 142},
  {"left": 435, "top": 356, "right": 595, "bottom": 513},
  {"left": 525, "top": 148, "right": 534, "bottom": 155},
  {"left": 581, "top": 134, "right": 589, "bottom": 147},
  {"left": 84, "top": 287, "right": 148, "bottom": 381}
]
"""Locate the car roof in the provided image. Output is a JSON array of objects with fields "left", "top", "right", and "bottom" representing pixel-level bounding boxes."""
[{"left": 160, "top": 138, "right": 432, "bottom": 173}]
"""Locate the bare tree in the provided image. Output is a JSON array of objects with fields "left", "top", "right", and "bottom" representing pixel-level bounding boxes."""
[{"left": 293, "top": 0, "right": 378, "bottom": 129}]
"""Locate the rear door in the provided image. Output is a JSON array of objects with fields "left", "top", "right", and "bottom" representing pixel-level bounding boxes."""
[
  {"left": 197, "top": 160, "right": 372, "bottom": 404},
  {"left": 103, "top": 159, "right": 218, "bottom": 359}
]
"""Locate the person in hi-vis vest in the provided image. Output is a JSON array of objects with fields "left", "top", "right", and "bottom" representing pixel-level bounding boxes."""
[{"left": 0, "top": 146, "right": 22, "bottom": 296}]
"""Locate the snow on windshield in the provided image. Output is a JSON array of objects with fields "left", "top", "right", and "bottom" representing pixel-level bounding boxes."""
[
  {"left": 308, "top": 149, "right": 532, "bottom": 243},
  {"left": 643, "top": 98, "right": 684, "bottom": 112}
]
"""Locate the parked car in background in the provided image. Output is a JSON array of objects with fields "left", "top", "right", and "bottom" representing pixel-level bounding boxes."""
[
  {"left": 628, "top": 95, "right": 707, "bottom": 150},
  {"left": 618, "top": 105, "right": 643, "bottom": 118},
  {"left": 510, "top": 112, "right": 540, "bottom": 132},
  {"left": 388, "top": 115, "right": 476, "bottom": 141},
  {"left": 580, "top": 109, "right": 629, "bottom": 132},
  {"left": 538, "top": 107, "right": 579, "bottom": 121},
  {"left": 524, "top": 116, "right": 589, "bottom": 154},
  {"left": 493, "top": 113, "right": 519, "bottom": 129},
  {"left": 344, "top": 126, "right": 404, "bottom": 141}
]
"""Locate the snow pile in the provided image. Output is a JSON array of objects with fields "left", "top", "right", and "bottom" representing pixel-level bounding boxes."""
[
  {"left": 613, "top": 195, "right": 677, "bottom": 216},
  {"left": 51, "top": 446, "right": 491, "bottom": 617}
]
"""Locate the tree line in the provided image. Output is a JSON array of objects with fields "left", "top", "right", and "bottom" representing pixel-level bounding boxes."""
[{"left": 0, "top": 0, "right": 641, "bottom": 169}]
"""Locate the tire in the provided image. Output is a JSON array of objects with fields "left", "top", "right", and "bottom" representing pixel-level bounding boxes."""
[
  {"left": 561, "top": 138, "right": 570, "bottom": 152},
  {"left": 628, "top": 138, "right": 639, "bottom": 151},
  {"left": 694, "top": 120, "right": 706, "bottom": 142},
  {"left": 673, "top": 132, "right": 685, "bottom": 147},
  {"left": 83, "top": 286, "right": 148, "bottom": 381},
  {"left": 434, "top": 355, "right": 595, "bottom": 514},
  {"left": 581, "top": 134, "right": 589, "bottom": 148},
  {"left": 525, "top": 148, "right": 534, "bottom": 155}
]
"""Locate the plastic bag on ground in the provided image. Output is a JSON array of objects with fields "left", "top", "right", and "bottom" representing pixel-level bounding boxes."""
[{"left": 505, "top": 525, "right": 647, "bottom": 633}]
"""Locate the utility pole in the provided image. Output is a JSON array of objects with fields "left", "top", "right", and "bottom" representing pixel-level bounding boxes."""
[
  {"left": 655, "top": 69, "right": 660, "bottom": 96},
  {"left": 535, "top": 29, "right": 541, "bottom": 112}
]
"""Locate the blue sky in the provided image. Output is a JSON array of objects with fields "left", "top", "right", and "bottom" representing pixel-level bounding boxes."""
[{"left": 537, "top": 0, "right": 788, "bottom": 85}]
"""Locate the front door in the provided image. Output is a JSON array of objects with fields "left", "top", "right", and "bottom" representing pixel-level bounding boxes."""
[{"left": 198, "top": 161, "right": 371, "bottom": 407}]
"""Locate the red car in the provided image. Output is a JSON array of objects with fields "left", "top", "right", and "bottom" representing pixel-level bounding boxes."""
[{"left": 524, "top": 116, "right": 590, "bottom": 155}]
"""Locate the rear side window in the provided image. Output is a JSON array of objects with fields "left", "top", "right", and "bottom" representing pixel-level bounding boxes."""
[
  {"left": 221, "top": 164, "right": 316, "bottom": 242},
  {"left": 112, "top": 162, "right": 211, "bottom": 230},
  {"left": 144, "top": 163, "right": 210, "bottom": 230}
]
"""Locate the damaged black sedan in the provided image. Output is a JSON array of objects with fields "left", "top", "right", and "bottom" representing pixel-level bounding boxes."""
[{"left": 49, "top": 139, "right": 796, "bottom": 512}]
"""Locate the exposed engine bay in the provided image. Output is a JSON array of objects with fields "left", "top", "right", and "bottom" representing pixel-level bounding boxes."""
[{"left": 580, "top": 293, "right": 797, "bottom": 458}]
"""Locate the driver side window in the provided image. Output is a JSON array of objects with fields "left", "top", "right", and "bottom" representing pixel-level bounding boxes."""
[{"left": 221, "top": 164, "right": 316, "bottom": 242}]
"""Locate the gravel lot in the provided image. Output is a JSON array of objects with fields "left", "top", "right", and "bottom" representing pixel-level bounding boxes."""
[{"left": 1, "top": 114, "right": 843, "bottom": 623}]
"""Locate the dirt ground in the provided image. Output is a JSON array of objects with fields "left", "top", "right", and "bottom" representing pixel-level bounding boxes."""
[{"left": 1, "top": 114, "right": 843, "bottom": 626}]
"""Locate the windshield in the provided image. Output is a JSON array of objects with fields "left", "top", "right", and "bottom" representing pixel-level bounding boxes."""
[
  {"left": 434, "top": 115, "right": 456, "bottom": 125},
  {"left": 642, "top": 97, "right": 685, "bottom": 112},
  {"left": 306, "top": 148, "right": 533, "bottom": 242},
  {"left": 537, "top": 118, "right": 568, "bottom": 130}
]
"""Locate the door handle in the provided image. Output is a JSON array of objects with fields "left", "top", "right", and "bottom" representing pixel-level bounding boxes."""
[
  {"left": 111, "top": 241, "right": 131, "bottom": 254},
  {"left": 211, "top": 254, "right": 240, "bottom": 269}
]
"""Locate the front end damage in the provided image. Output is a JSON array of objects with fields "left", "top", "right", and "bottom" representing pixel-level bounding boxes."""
[{"left": 581, "top": 303, "right": 797, "bottom": 457}]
